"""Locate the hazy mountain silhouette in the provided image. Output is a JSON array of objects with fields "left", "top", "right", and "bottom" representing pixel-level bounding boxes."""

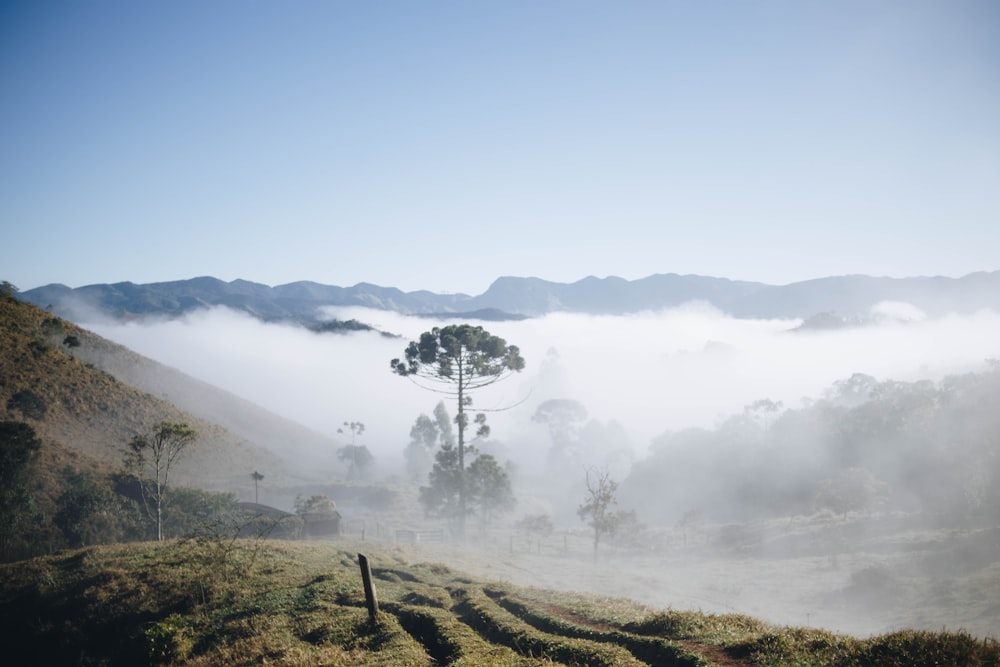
[{"left": 20, "top": 271, "right": 1000, "bottom": 324}]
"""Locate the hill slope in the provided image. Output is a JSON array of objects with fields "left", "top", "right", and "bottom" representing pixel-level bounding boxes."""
[
  {"left": 1, "top": 539, "right": 996, "bottom": 666},
  {"left": 65, "top": 319, "right": 346, "bottom": 478},
  {"left": 0, "top": 289, "right": 337, "bottom": 492}
]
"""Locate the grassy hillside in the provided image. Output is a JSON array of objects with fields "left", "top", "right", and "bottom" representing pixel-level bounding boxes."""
[
  {"left": 67, "top": 320, "right": 347, "bottom": 477},
  {"left": 0, "top": 290, "right": 296, "bottom": 492},
  {"left": 0, "top": 539, "right": 996, "bottom": 666}
]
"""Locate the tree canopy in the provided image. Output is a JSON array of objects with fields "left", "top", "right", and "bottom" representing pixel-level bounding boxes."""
[
  {"left": 124, "top": 421, "right": 197, "bottom": 541},
  {"left": 0, "top": 421, "right": 42, "bottom": 559},
  {"left": 391, "top": 324, "right": 524, "bottom": 394}
]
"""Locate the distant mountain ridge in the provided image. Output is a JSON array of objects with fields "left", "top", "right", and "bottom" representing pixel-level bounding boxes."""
[{"left": 19, "top": 271, "right": 1000, "bottom": 324}]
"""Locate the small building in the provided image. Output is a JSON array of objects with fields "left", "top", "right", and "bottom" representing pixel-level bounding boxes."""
[
  {"left": 237, "top": 501, "right": 343, "bottom": 539},
  {"left": 300, "top": 510, "right": 342, "bottom": 539}
]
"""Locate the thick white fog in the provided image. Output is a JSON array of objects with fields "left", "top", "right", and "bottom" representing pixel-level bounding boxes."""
[{"left": 81, "top": 302, "right": 1000, "bottom": 473}]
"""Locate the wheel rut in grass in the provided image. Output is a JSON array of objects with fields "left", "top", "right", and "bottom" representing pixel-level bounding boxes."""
[
  {"left": 450, "top": 585, "right": 645, "bottom": 666},
  {"left": 388, "top": 604, "right": 462, "bottom": 665},
  {"left": 386, "top": 600, "right": 547, "bottom": 667},
  {"left": 489, "top": 589, "right": 753, "bottom": 667}
]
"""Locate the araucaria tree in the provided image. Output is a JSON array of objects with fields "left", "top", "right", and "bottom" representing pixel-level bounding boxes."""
[
  {"left": 124, "top": 421, "right": 197, "bottom": 541},
  {"left": 392, "top": 324, "right": 524, "bottom": 537}
]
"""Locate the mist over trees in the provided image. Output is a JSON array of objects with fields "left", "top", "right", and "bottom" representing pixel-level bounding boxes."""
[
  {"left": 577, "top": 467, "right": 622, "bottom": 558},
  {"left": 337, "top": 445, "right": 374, "bottom": 480},
  {"left": 414, "top": 402, "right": 517, "bottom": 533},
  {"left": 533, "top": 398, "right": 588, "bottom": 469},
  {"left": 527, "top": 396, "right": 635, "bottom": 488},
  {"left": 620, "top": 363, "right": 1000, "bottom": 526},
  {"left": 404, "top": 401, "right": 454, "bottom": 482}
]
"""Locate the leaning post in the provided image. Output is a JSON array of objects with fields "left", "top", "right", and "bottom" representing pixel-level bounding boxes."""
[{"left": 358, "top": 553, "right": 379, "bottom": 623}]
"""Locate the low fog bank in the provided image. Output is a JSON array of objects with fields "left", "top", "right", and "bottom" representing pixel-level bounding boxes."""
[
  {"left": 79, "top": 302, "right": 1000, "bottom": 477},
  {"left": 77, "top": 301, "right": 1000, "bottom": 637},
  {"left": 416, "top": 514, "right": 1000, "bottom": 638}
]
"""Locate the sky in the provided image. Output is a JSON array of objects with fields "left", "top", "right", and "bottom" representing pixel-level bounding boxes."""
[{"left": 2, "top": 1, "right": 998, "bottom": 296}]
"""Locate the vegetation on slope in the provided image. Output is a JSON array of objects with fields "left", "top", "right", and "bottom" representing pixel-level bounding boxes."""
[
  {"left": 0, "top": 287, "right": 315, "bottom": 560},
  {"left": 0, "top": 288, "right": 285, "bottom": 490},
  {"left": 67, "top": 317, "right": 346, "bottom": 478},
  {"left": 0, "top": 539, "right": 996, "bottom": 666}
]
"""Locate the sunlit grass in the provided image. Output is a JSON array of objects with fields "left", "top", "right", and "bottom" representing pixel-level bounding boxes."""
[{"left": 1, "top": 538, "right": 998, "bottom": 666}]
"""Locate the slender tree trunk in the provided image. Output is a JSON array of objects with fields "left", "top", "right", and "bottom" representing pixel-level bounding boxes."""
[
  {"left": 155, "top": 457, "right": 164, "bottom": 541},
  {"left": 456, "top": 356, "right": 466, "bottom": 538}
]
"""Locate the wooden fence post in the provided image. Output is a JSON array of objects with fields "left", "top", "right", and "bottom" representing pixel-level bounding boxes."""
[{"left": 357, "top": 553, "right": 379, "bottom": 623}]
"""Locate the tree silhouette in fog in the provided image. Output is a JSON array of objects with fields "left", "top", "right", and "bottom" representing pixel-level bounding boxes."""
[
  {"left": 251, "top": 471, "right": 264, "bottom": 504},
  {"left": 578, "top": 467, "right": 636, "bottom": 559},
  {"left": 392, "top": 324, "right": 524, "bottom": 537}
]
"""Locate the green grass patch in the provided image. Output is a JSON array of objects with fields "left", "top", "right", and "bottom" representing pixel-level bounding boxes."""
[{"left": 626, "top": 608, "right": 772, "bottom": 645}]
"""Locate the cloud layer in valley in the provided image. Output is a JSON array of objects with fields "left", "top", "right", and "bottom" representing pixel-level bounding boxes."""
[{"left": 80, "top": 302, "right": 1000, "bottom": 474}]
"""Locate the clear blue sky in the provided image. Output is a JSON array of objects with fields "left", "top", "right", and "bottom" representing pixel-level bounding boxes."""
[{"left": 2, "top": 1, "right": 998, "bottom": 295}]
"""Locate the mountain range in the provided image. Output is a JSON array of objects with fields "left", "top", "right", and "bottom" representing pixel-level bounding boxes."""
[{"left": 19, "top": 271, "right": 1000, "bottom": 325}]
